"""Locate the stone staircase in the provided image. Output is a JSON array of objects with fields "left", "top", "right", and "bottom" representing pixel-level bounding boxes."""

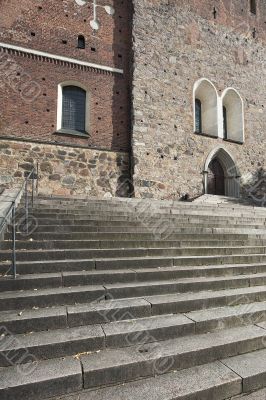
[{"left": 1, "top": 196, "right": 266, "bottom": 399}]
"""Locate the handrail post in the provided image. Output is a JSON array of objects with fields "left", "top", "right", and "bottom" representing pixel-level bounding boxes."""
[
  {"left": 36, "top": 163, "right": 39, "bottom": 197},
  {"left": 31, "top": 170, "right": 34, "bottom": 209},
  {"left": 25, "top": 176, "right": 29, "bottom": 235},
  {"left": 11, "top": 203, "right": 16, "bottom": 279}
]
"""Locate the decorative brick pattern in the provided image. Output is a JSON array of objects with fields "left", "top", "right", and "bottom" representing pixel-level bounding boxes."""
[{"left": 0, "top": 0, "right": 132, "bottom": 152}]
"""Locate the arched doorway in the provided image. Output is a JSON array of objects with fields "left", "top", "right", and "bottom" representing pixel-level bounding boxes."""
[
  {"left": 204, "top": 147, "right": 240, "bottom": 198},
  {"left": 207, "top": 158, "right": 225, "bottom": 195}
]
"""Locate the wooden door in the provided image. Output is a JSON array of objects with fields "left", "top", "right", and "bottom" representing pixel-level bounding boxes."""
[{"left": 207, "top": 159, "right": 225, "bottom": 195}]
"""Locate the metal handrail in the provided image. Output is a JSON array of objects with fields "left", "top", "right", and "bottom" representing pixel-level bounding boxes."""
[{"left": 0, "top": 165, "right": 39, "bottom": 279}]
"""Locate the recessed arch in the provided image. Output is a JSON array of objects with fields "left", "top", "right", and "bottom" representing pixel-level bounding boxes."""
[
  {"left": 193, "top": 78, "right": 219, "bottom": 137},
  {"left": 57, "top": 81, "right": 90, "bottom": 134},
  {"left": 221, "top": 88, "right": 244, "bottom": 143},
  {"left": 203, "top": 146, "right": 240, "bottom": 197}
]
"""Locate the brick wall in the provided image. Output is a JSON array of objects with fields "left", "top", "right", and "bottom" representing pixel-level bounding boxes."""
[{"left": 0, "top": 0, "right": 132, "bottom": 152}]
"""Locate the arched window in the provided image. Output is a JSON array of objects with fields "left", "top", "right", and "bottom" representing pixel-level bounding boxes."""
[
  {"left": 57, "top": 83, "right": 89, "bottom": 135},
  {"left": 195, "top": 99, "right": 202, "bottom": 133},
  {"left": 62, "top": 86, "right": 86, "bottom": 133},
  {"left": 77, "top": 35, "right": 85, "bottom": 49},
  {"left": 222, "top": 88, "right": 244, "bottom": 143},
  {"left": 193, "top": 79, "right": 219, "bottom": 137},
  {"left": 223, "top": 106, "right": 228, "bottom": 140},
  {"left": 250, "top": 0, "right": 256, "bottom": 14}
]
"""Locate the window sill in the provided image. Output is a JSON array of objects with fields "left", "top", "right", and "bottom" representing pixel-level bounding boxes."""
[
  {"left": 54, "top": 129, "right": 89, "bottom": 138},
  {"left": 223, "top": 138, "right": 244, "bottom": 145},
  {"left": 194, "top": 131, "right": 218, "bottom": 139}
]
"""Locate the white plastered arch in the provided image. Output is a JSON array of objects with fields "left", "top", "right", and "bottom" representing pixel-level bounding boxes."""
[
  {"left": 193, "top": 78, "right": 219, "bottom": 137},
  {"left": 221, "top": 87, "right": 244, "bottom": 143}
]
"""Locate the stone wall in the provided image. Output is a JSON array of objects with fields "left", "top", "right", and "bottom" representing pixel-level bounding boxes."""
[
  {"left": 0, "top": 139, "right": 130, "bottom": 198},
  {"left": 131, "top": 0, "right": 266, "bottom": 202}
]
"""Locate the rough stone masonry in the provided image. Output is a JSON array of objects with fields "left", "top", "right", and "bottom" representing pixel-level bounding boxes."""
[{"left": 131, "top": 0, "right": 266, "bottom": 202}]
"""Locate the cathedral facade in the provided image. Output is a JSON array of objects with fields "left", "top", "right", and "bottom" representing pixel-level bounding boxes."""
[{"left": 0, "top": 0, "right": 265, "bottom": 203}]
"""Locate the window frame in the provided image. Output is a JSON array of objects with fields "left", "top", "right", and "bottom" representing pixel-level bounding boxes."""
[
  {"left": 56, "top": 81, "right": 90, "bottom": 137},
  {"left": 195, "top": 98, "right": 202, "bottom": 134},
  {"left": 250, "top": 0, "right": 256, "bottom": 14},
  {"left": 77, "top": 35, "right": 86, "bottom": 49},
  {"left": 223, "top": 105, "right": 228, "bottom": 140}
]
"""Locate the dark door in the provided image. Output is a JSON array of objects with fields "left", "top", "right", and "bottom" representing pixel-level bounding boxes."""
[{"left": 207, "top": 158, "right": 225, "bottom": 195}]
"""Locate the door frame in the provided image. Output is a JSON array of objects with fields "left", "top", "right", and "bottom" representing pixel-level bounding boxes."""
[{"left": 203, "top": 146, "right": 240, "bottom": 198}]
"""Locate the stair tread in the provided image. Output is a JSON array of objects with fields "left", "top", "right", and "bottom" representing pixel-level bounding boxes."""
[
  {"left": 1, "top": 314, "right": 190, "bottom": 354},
  {"left": 2, "top": 245, "right": 266, "bottom": 253},
  {"left": 0, "top": 306, "right": 66, "bottom": 323},
  {"left": 186, "top": 301, "right": 266, "bottom": 323},
  {"left": 0, "top": 284, "right": 104, "bottom": 299},
  {"left": 2, "top": 277, "right": 266, "bottom": 302},
  {"left": 0, "top": 356, "right": 82, "bottom": 399},
  {"left": 223, "top": 348, "right": 266, "bottom": 392},
  {"left": 2, "top": 262, "right": 266, "bottom": 278},
  {"left": 80, "top": 325, "right": 265, "bottom": 370},
  {"left": 145, "top": 284, "right": 266, "bottom": 304},
  {"left": 1, "top": 271, "right": 266, "bottom": 297},
  {"left": 2, "top": 324, "right": 104, "bottom": 351},
  {"left": 41, "top": 361, "right": 241, "bottom": 400}
]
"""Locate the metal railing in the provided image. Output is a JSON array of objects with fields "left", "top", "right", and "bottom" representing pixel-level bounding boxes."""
[{"left": 0, "top": 165, "right": 38, "bottom": 279}]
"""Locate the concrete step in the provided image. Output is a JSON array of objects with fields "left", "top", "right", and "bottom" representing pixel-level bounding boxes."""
[
  {"left": 0, "top": 324, "right": 105, "bottom": 367},
  {"left": 17, "top": 224, "right": 266, "bottom": 235},
  {"left": 185, "top": 300, "right": 266, "bottom": 333},
  {"left": 21, "top": 205, "right": 266, "bottom": 216},
  {"left": 97, "top": 273, "right": 266, "bottom": 299},
  {"left": 231, "top": 388, "right": 266, "bottom": 399},
  {"left": 44, "top": 361, "right": 242, "bottom": 400},
  {"left": 1, "top": 246, "right": 266, "bottom": 262},
  {"left": 29, "top": 208, "right": 266, "bottom": 220},
  {"left": 0, "top": 314, "right": 194, "bottom": 366},
  {"left": 1, "top": 261, "right": 262, "bottom": 289},
  {"left": 33, "top": 197, "right": 264, "bottom": 212},
  {"left": 2, "top": 239, "right": 266, "bottom": 251},
  {"left": 2, "top": 326, "right": 266, "bottom": 399},
  {"left": 0, "top": 356, "right": 82, "bottom": 400},
  {"left": 8, "top": 232, "right": 255, "bottom": 241},
  {"left": 19, "top": 212, "right": 266, "bottom": 225},
  {"left": 0, "top": 273, "right": 62, "bottom": 291},
  {"left": 0, "top": 298, "right": 151, "bottom": 333},
  {"left": 0, "top": 285, "right": 105, "bottom": 311},
  {"left": 2, "top": 268, "right": 265, "bottom": 297},
  {"left": 0, "top": 306, "right": 67, "bottom": 333},
  {"left": 145, "top": 285, "right": 266, "bottom": 315},
  {"left": 4, "top": 254, "right": 266, "bottom": 276},
  {"left": 32, "top": 197, "right": 266, "bottom": 212},
  {"left": 15, "top": 217, "right": 266, "bottom": 229},
  {"left": 93, "top": 254, "right": 266, "bottom": 271},
  {"left": 79, "top": 325, "right": 266, "bottom": 389},
  {"left": 222, "top": 345, "right": 266, "bottom": 393},
  {"left": 2, "top": 277, "right": 266, "bottom": 312},
  {"left": 3, "top": 294, "right": 266, "bottom": 336}
]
